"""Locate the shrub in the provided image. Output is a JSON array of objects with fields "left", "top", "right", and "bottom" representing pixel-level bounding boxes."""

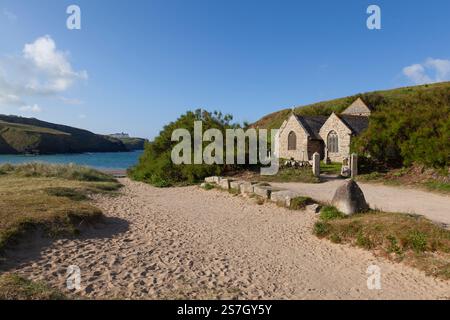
[
  {"left": 129, "top": 110, "right": 242, "bottom": 187},
  {"left": 314, "top": 221, "right": 331, "bottom": 237},
  {"left": 202, "top": 183, "right": 215, "bottom": 190}
]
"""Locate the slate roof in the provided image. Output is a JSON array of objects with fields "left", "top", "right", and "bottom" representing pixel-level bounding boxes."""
[
  {"left": 337, "top": 115, "right": 370, "bottom": 135},
  {"left": 295, "top": 115, "right": 328, "bottom": 140}
]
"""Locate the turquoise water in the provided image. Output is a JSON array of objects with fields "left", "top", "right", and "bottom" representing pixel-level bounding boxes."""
[{"left": 0, "top": 150, "right": 144, "bottom": 171}]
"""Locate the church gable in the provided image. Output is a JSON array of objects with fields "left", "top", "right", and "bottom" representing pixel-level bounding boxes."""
[
  {"left": 342, "top": 98, "right": 371, "bottom": 116},
  {"left": 278, "top": 114, "right": 311, "bottom": 161}
]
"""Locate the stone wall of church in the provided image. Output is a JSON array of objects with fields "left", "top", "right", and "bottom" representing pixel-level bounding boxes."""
[
  {"left": 319, "top": 114, "right": 352, "bottom": 163},
  {"left": 278, "top": 116, "right": 310, "bottom": 161}
]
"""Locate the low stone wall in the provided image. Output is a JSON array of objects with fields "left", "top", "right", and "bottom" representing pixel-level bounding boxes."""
[{"left": 202, "top": 176, "right": 320, "bottom": 213}]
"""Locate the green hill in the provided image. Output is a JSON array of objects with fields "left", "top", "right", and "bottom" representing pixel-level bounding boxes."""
[
  {"left": 0, "top": 115, "right": 130, "bottom": 154},
  {"left": 252, "top": 82, "right": 450, "bottom": 130}
]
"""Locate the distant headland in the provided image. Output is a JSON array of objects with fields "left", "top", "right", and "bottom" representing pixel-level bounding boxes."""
[{"left": 0, "top": 114, "right": 147, "bottom": 155}]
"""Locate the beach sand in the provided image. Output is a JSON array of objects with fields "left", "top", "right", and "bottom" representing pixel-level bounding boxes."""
[{"left": 4, "top": 178, "right": 450, "bottom": 299}]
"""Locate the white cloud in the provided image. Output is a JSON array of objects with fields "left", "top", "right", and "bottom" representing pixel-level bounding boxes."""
[
  {"left": 0, "top": 35, "right": 87, "bottom": 111},
  {"left": 19, "top": 104, "right": 42, "bottom": 113},
  {"left": 403, "top": 58, "right": 450, "bottom": 84},
  {"left": 3, "top": 9, "right": 17, "bottom": 22}
]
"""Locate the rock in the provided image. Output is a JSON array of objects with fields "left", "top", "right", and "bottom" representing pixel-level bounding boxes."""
[
  {"left": 205, "top": 176, "right": 220, "bottom": 184},
  {"left": 200, "top": 183, "right": 207, "bottom": 188},
  {"left": 331, "top": 180, "right": 369, "bottom": 215},
  {"left": 230, "top": 180, "right": 245, "bottom": 191},
  {"left": 253, "top": 185, "right": 281, "bottom": 199},
  {"left": 219, "top": 178, "right": 232, "bottom": 189},
  {"left": 270, "top": 190, "right": 300, "bottom": 207},
  {"left": 306, "top": 204, "right": 321, "bottom": 214}
]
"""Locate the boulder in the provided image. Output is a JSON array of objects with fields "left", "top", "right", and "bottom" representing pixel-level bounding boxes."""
[
  {"left": 270, "top": 190, "right": 300, "bottom": 207},
  {"left": 331, "top": 180, "right": 369, "bottom": 215}
]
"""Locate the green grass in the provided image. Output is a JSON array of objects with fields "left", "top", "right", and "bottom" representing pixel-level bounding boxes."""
[
  {"left": 289, "top": 196, "right": 313, "bottom": 210},
  {"left": 202, "top": 182, "right": 215, "bottom": 190},
  {"left": 423, "top": 181, "right": 450, "bottom": 193},
  {"left": 0, "top": 164, "right": 121, "bottom": 251},
  {"left": 252, "top": 82, "right": 450, "bottom": 130},
  {"left": 258, "top": 167, "right": 320, "bottom": 184},
  {"left": 319, "top": 206, "right": 345, "bottom": 221},
  {"left": 313, "top": 208, "right": 450, "bottom": 279},
  {"left": 0, "top": 273, "right": 66, "bottom": 300},
  {"left": 320, "top": 162, "right": 342, "bottom": 175}
]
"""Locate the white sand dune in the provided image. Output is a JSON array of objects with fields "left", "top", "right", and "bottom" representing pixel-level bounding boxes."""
[{"left": 6, "top": 178, "right": 450, "bottom": 299}]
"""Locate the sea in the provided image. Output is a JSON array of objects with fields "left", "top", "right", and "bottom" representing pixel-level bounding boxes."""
[{"left": 0, "top": 150, "right": 144, "bottom": 172}]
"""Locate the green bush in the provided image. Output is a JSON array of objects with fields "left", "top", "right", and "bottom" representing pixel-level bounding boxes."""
[
  {"left": 353, "top": 87, "right": 450, "bottom": 169},
  {"left": 129, "top": 110, "right": 244, "bottom": 187}
]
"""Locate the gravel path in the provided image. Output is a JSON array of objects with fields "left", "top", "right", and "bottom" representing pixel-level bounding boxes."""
[
  {"left": 3, "top": 179, "right": 450, "bottom": 299},
  {"left": 272, "top": 180, "right": 450, "bottom": 226}
]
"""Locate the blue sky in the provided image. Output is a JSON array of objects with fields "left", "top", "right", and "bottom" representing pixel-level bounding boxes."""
[{"left": 0, "top": 0, "right": 449, "bottom": 139}]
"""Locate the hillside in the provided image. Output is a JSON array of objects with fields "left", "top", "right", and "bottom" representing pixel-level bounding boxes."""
[
  {"left": 252, "top": 82, "right": 450, "bottom": 130},
  {"left": 0, "top": 115, "right": 130, "bottom": 155}
]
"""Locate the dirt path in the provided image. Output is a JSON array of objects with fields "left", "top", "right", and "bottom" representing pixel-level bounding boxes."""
[
  {"left": 271, "top": 180, "right": 450, "bottom": 226},
  {"left": 3, "top": 179, "right": 450, "bottom": 299}
]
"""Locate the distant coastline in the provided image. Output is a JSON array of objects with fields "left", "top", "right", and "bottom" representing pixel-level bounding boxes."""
[{"left": 0, "top": 114, "right": 147, "bottom": 155}]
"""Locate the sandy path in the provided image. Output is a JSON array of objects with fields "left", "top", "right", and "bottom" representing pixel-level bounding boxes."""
[
  {"left": 271, "top": 180, "right": 450, "bottom": 226},
  {"left": 3, "top": 178, "right": 450, "bottom": 299}
]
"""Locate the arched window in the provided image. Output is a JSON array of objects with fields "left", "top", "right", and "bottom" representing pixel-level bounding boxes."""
[
  {"left": 288, "top": 131, "right": 296, "bottom": 150},
  {"left": 327, "top": 131, "right": 339, "bottom": 153}
]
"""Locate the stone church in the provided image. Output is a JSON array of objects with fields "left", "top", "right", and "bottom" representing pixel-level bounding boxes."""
[{"left": 277, "top": 98, "right": 371, "bottom": 163}]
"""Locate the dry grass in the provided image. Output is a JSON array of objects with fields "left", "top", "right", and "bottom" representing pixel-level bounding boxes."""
[
  {"left": 0, "top": 164, "right": 121, "bottom": 251},
  {"left": 0, "top": 273, "right": 66, "bottom": 300},
  {"left": 314, "top": 208, "right": 450, "bottom": 279}
]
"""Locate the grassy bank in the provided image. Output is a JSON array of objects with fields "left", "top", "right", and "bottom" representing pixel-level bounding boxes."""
[
  {"left": 314, "top": 207, "right": 450, "bottom": 279},
  {"left": 0, "top": 273, "right": 67, "bottom": 300},
  {"left": 357, "top": 165, "right": 450, "bottom": 194},
  {"left": 0, "top": 163, "right": 121, "bottom": 251},
  {"left": 230, "top": 167, "right": 320, "bottom": 184}
]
